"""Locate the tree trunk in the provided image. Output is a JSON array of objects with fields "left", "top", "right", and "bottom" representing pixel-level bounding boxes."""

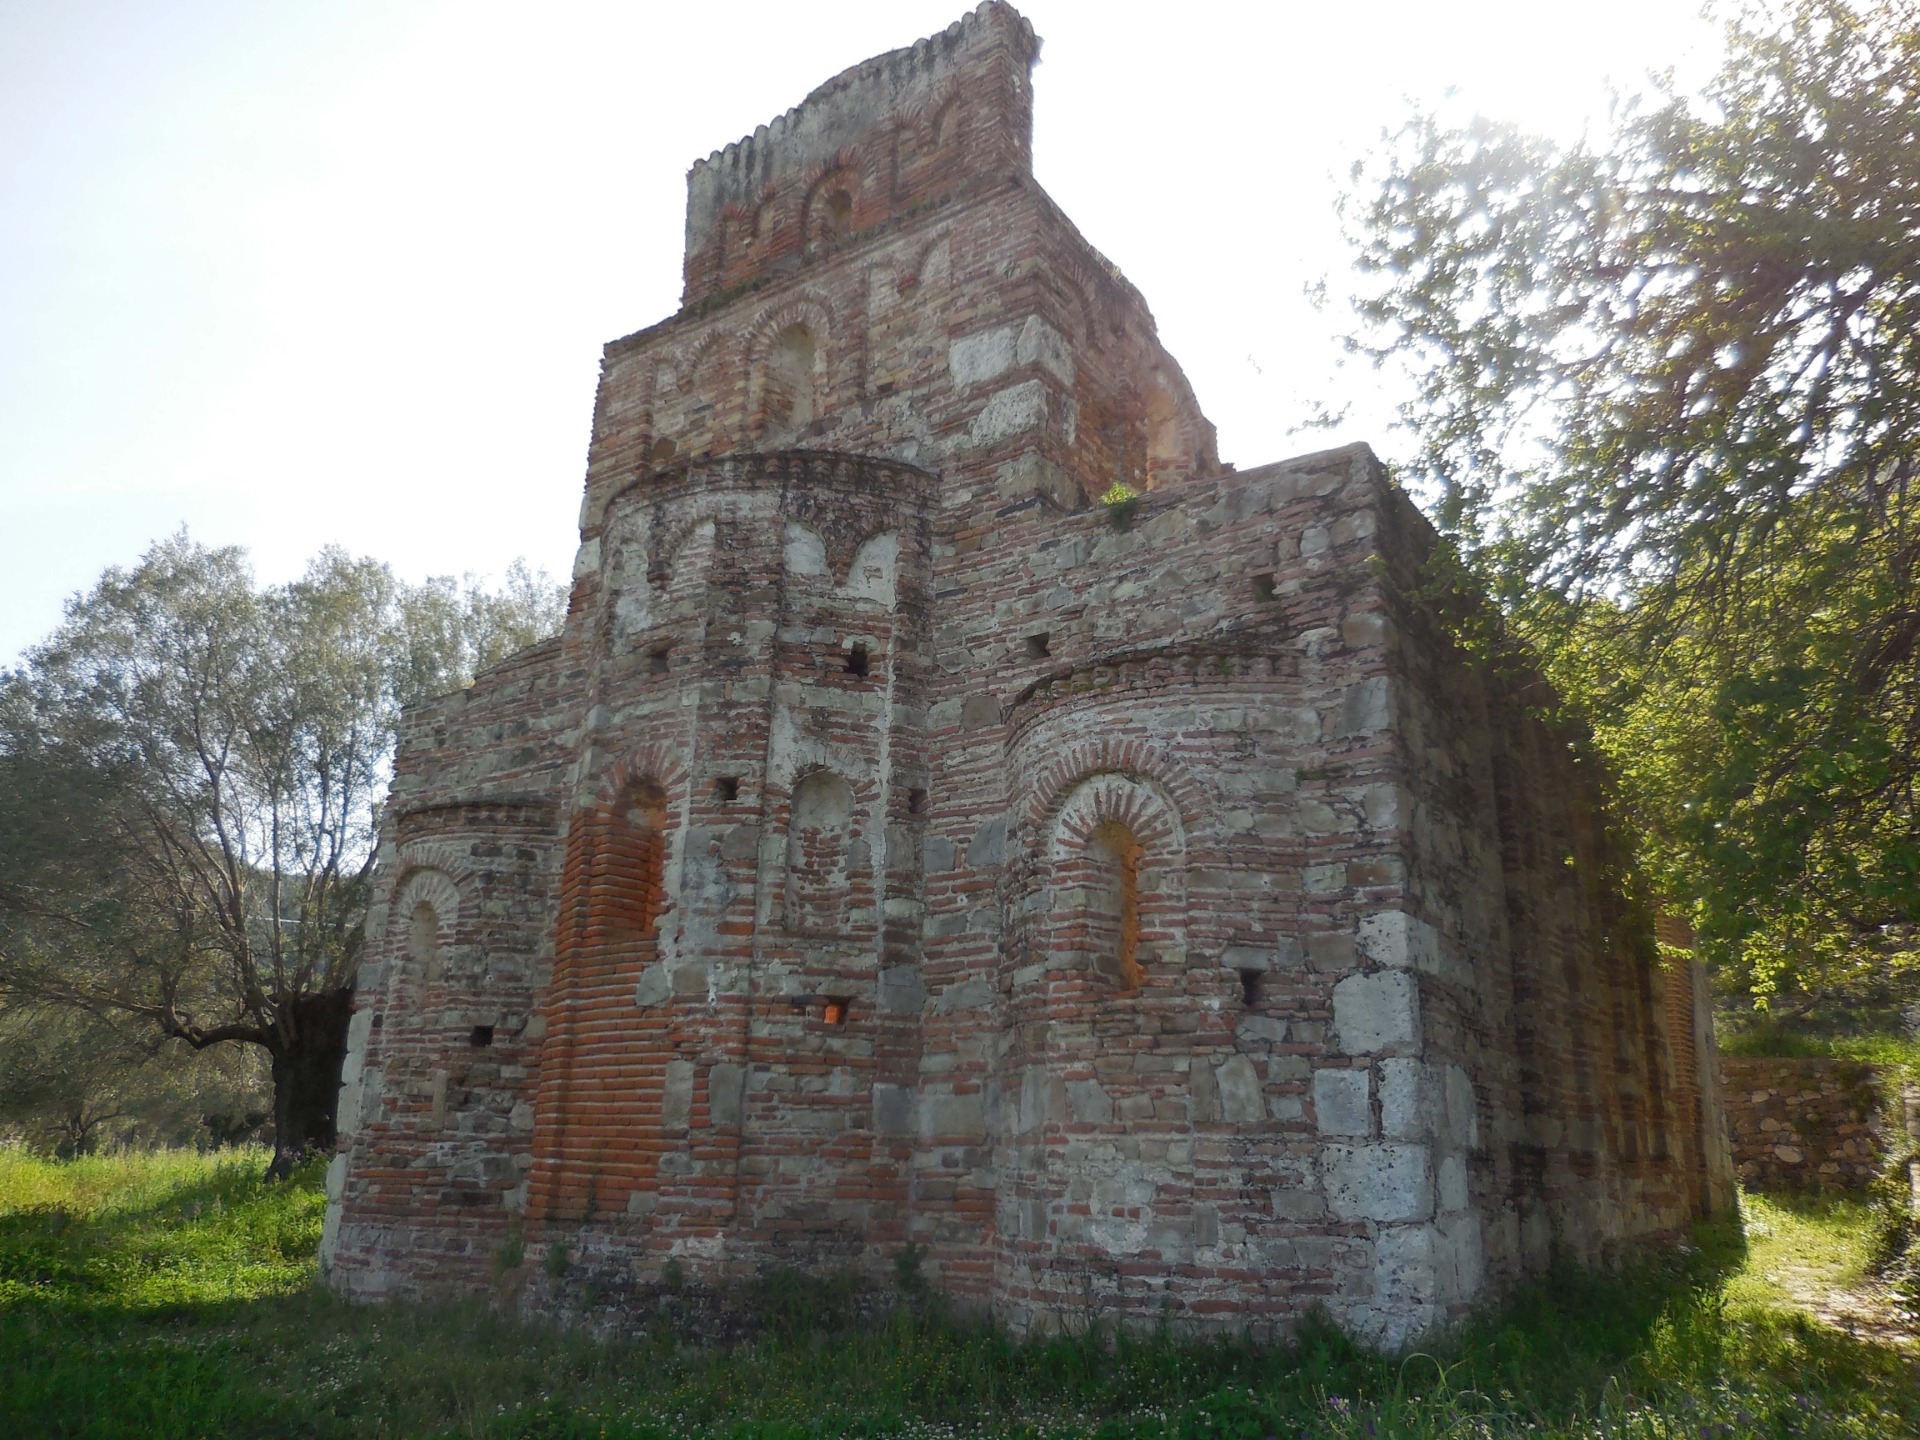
[{"left": 266, "top": 987, "right": 355, "bottom": 1180}]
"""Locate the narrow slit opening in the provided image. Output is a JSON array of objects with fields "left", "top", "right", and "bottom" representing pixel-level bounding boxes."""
[
  {"left": 1238, "top": 970, "right": 1263, "bottom": 1008},
  {"left": 846, "top": 642, "right": 871, "bottom": 677}
]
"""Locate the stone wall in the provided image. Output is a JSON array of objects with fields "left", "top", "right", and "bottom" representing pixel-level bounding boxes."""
[{"left": 1719, "top": 1057, "right": 1893, "bottom": 1191}]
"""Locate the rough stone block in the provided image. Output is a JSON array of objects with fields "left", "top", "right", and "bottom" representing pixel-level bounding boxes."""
[
  {"left": 1215, "top": 1055, "right": 1265, "bottom": 1125},
  {"left": 1322, "top": 1142, "right": 1433, "bottom": 1222},
  {"left": 1313, "top": 1067, "right": 1371, "bottom": 1136},
  {"left": 1333, "top": 971, "right": 1421, "bottom": 1054}
]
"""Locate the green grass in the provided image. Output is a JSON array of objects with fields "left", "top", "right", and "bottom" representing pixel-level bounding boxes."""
[
  {"left": 1717, "top": 1025, "right": 1920, "bottom": 1079},
  {"left": 2, "top": 1148, "right": 1917, "bottom": 1438}
]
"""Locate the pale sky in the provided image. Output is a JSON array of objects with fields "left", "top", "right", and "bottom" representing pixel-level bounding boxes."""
[{"left": 0, "top": 0, "right": 1720, "bottom": 665}]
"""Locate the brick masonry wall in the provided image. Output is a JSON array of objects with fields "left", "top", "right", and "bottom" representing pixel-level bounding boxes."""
[
  {"left": 1720, "top": 1058, "right": 1892, "bottom": 1191},
  {"left": 321, "top": 1, "right": 1733, "bottom": 1348}
]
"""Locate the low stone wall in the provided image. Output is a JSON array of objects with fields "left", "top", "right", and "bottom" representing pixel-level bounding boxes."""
[{"left": 1719, "top": 1057, "right": 1891, "bottom": 1191}]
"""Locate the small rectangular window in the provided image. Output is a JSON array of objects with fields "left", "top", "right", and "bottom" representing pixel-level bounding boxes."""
[
  {"left": 714, "top": 776, "right": 740, "bottom": 803},
  {"left": 469, "top": 1025, "right": 495, "bottom": 1048},
  {"left": 1238, "top": 970, "right": 1263, "bottom": 1008},
  {"left": 1026, "top": 632, "right": 1051, "bottom": 659},
  {"left": 1251, "top": 574, "right": 1277, "bottom": 602},
  {"left": 907, "top": 787, "right": 928, "bottom": 816},
  {"left": 846, "top": 642, "right": 871, "bottom": 677},
  {"left": 822, "top": 998, "right": 851, "bottom": 1026},
  {"left": 648, "top": 645, "right": 672, "bottom": 675}
]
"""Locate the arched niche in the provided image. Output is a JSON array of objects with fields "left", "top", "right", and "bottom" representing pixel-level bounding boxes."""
[
  {"left": 841, "top": 530, "right": 898, "bottom": 608},
  {"left": 785, "top": 768, "right": 856, "bottom": 934},
  {"left": 1043, "top": 772, "right": 1187, "bottom": 992},
  {"left": 784, "top": 520, "right": 829, "bottom": 577},
  {"left": 764, "top": 324, "right": 819, "bottom": 438},
  {"left": 389, "top": 867, "right": 461, "bottom": 1002}
]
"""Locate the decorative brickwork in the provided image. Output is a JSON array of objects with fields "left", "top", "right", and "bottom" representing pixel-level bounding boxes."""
[{"left": 321, "top": 3, "right": 1733, "bottom": 1346}]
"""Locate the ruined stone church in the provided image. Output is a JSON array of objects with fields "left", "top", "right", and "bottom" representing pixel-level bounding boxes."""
[{"left": 323, "top": 3, "right": 1734, "bottom": 1345}]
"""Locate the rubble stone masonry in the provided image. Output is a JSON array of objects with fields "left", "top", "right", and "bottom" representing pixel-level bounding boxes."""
[
  {"left": 1720, "top": 1058, "right": 1894, "bottom": 1192},
  {"left": 322, "top": 2, "right": 1735, "bottom": 1347}
]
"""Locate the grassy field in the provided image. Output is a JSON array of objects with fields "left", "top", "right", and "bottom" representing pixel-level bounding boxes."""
[{"left": 2, "top": 1149, "right": 1916, "bottom": 1439}]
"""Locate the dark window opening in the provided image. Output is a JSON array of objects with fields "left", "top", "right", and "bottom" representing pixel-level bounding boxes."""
[
  {"left": 714, "top": 776, "right": 740, "bottom": 803},
  {"left": 648, "top": 645, "right": 672, "bottom": 675},
  {"left": 907, "top": 787, "right": 928, "bottom": 816},
  {"left": 1238, "top": 969, "right": 1263, "bottom": 1008},
  {"left": 846, "top": 642, "right": 871, "bottom": 677},
  {"left": 469, "top": 1025, "right": 495, "bottom": 1048},
  {"left": 1251, "top": 574, "right": 1277, "bottom": 602},
  {"left": 1026, "top": 632, "right": 1051, "bottom": 659},
  {"left": 822, "top": 998, "right": 851, "bottom": 1026}
]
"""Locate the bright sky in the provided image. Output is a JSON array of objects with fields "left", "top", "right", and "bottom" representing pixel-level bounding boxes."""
[{"left": 0, "top": 0, "right": 1722, "bottom": 666}]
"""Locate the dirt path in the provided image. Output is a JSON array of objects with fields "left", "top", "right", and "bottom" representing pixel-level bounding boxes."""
[
  {"left": 1772, "top": 1256, "right": 1920, "bottom": 1348},
  {"left": 1747, "top": 1197, "right": 1920, "bottom": 1350}
]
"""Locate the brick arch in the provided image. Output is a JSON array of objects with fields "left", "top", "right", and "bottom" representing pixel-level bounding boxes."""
[
  {"left": 667, "top": 325, "right": 734, "bottom": 392},
  {"left": 593, "top": 742, "right": 689, "bottom": 811},
  {"left": 1045, "top": 771, "right": 1186, "bottom": 863},
  {"left": 646, "top": 511, "right": 719, "bottom": 593},
  {"left": 390, "top": 840, "right": 476, "bottom": 895},
  {"left": 1024, "top": 737, "right": 1206, "bottom": 843}
]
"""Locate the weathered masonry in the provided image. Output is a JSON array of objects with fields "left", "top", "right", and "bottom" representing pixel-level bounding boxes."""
[{"left": 323, "top": 2, "right": 1734, "bottom": 1346}]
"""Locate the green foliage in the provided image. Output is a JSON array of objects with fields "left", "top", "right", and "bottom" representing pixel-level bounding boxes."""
[
  {"left": 3, "top": 1149, "right": 1918, "bottom": 1437},
  {"left": 1338, "top": 0, "right": 1920, "bottom": 1018},
  {"left": 0, "top": 533, "right": 565, "bottom": 1164},
  {"left": 0, "top": 1004, "right": 267, "bottom": 1156},
  {"left": 1101, "top": 481, "right": 1141, "bottom": 532}
]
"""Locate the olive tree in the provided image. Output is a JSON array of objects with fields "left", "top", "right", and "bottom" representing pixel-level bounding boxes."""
[{"left": 0, "top": 535, "right": 563, "bottom": 1175}]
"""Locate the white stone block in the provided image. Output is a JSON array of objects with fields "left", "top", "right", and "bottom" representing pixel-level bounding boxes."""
[
  {"left": 1016, "top": 315, "right": 1074, "bottom": 384},
  {"left": 969, "top": 380, "right": 1048, "bottom": 446},
  {"left": 1445, "top": 1064, "right": 1480, "bottom": 1147},
  {"left": 948, "top": 325, "right": 1018, "bottom": 387},
  {"left": 1215, "top": 1055, "right": 1266, "bottom": 1125},
  {"left": 1067, "top": 1079, "right": 1113, "bottom": 1124},
  {"left": 1378, "top": 1057, "right": 1438, "bottom": 1139},
  {"left": 782, "top": 521, "right": 828, "bottom": 575},
  {"left": 662, "top": 1059, "right": 695, "bottom": 1129},
  {"left": 1313, "top": 1067, "right": 1371, "bottom": 1136},
  {"left": 1438, "top": 1152, "right": 1470, "bottom": 1212},
  {"left": 1321, "top": 1142, "right": 1433, "bottom": 1222},
  {"left": 1355, "top": 910, "right": 1440, "bottom": 972},
  {"left": 1332, "top": 970, "right": 1420, "bottom": 1053}
]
